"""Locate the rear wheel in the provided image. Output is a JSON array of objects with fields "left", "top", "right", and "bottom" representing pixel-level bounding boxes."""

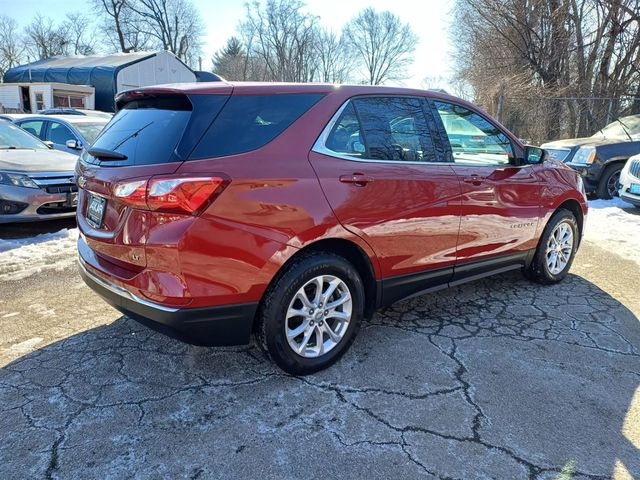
[
  {"left": 525, "top": 209, "right": 579, "bottom": 284},
  {"left": 596, "top": 163, "right": 623, "bottom": 199},
  {"left": 256, "top": 253, "right": 364, "bottom": 375}
]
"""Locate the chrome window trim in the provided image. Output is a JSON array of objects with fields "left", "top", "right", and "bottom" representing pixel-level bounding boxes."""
[{"left": 311, "top": 97, "right": 522, "bottom": 168}]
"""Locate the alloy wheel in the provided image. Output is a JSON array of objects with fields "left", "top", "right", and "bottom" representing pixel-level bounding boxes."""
[
  {"left": 285, "top": 275, "right": 352, "bottom": 358},
  {"left": 546, "top": 221, "right": 574, "bottom": 275},
  {"left": 607, "top": 170, "right": 621, "bottom": 198}
]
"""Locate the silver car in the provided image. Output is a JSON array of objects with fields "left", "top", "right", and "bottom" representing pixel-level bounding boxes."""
[
  {"left": 0, "top": 120, "right": 78, "bottom": 223},
  {"left": 0, "top": 114, "right": 109, "bottom": 156}
]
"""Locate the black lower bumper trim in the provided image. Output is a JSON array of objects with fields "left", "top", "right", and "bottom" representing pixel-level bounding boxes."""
[{"left": 80, "top": 265, "right": 257, "bottom": 346}]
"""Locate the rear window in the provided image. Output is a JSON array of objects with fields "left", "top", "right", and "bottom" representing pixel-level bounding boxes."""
[
  {"left": 87, "top": 96, "right": 192, "bottom": 165},
  {"left": 189, "top": 93, "right": 324, "bottom": 159}
]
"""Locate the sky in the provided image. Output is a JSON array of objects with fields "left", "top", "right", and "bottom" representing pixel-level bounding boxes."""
[{"left": 1, "top": 0, "right": 456, "bottom": 88}]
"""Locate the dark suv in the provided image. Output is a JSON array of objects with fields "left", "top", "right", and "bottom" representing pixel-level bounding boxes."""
[
  {"left": 77, "top": 83, "right": 587, "bottom": 374},
  {"left": 542, "top": 115, "right": 640, "bottom": 199}
]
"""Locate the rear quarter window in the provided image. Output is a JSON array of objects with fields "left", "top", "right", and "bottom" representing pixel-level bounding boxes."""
[{"left": 189, "top": 93, "right": 324, "bottom": 159}]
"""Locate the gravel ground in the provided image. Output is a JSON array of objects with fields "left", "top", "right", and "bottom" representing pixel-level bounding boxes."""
[{"left": 0, "top": 219, "right": 639, "bottom": 479}]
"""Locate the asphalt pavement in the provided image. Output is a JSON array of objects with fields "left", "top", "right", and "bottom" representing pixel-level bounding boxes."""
[{"left": 0, "top": 226, "right": 638, "bottom": 479}]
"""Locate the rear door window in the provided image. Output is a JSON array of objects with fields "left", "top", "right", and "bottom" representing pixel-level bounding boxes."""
[
  {"left": 87, "top": 96, "right": 192, "bottom": 165},
  {"left": 349, "top": 97, "right": 438, "bottom": 162},
  {"left": 18, "top": 120, "right": 45, "bottom": 139},
  {"left": 190, "top": 93, "right": 324, "bottom": 159}
]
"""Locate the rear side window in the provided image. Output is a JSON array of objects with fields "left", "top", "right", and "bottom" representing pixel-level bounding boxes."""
[
  {"left": 324, "top": 97, "right": 438, "bottom": 162},
  {"left": 18, "top": 120, "right": 45, "bottom": 139},
  {"left": 88, "top": 96, "right": 192, "bottom": 165},
  {"left": 190, "top": 93, "right": 324, "bottom": 159}
]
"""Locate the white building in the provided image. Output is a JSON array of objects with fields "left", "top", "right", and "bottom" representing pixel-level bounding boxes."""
[{"left": 0, "top": 82, "right": 95, "bottom": 113}]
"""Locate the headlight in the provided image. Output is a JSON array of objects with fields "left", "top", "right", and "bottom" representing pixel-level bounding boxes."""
[
  {"left": 572, "top": 146, "right": 596, "bottom": 165},
  {"left": 0, "top": 172, "right": 39, "bottom": 189}
]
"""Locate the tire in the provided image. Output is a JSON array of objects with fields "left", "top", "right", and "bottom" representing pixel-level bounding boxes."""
[
  {"left": 525, "top": 208, "right": 580, "bottom": 284},
  {"left": 596, "top": 163, "right": 623, "bottom": 199},
  {"left": 256, "top": 252, "right": 364, "bottom": 375}
]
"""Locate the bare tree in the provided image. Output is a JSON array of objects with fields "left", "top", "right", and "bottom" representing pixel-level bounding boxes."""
[
  {"left": 61, "top": 14, "right": 97, "bottom": 55},
  {"left": 0, "top": 16, "right": 24, "bottom": 78},
  {"left": 315, "top": 28, "right": 351, "bottom": 83},
  {"left": 24, "top": 14, "right": 70, "bottom": 60},
  {"left": 240, "top": 0, "right": 320, "bottom": 82},
  {"left": 343, "top": 8, "right": 417, "bottom": 85},
  {"left": 453, "top": 0, "right": 640, "bottom": 142},
  {"left": 92, "top": 0, "right": 151, "bottom": 53},
  {"left": 127, "top": 0, "right": 204, "bottom": 66}
]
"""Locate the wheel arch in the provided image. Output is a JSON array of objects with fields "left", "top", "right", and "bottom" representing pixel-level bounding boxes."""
[
  {"left": 256, "top": 238, "right": 379, "bottom": 330},
  {"left": 555, "top": 198, "right": 585, "bottom": 238}
]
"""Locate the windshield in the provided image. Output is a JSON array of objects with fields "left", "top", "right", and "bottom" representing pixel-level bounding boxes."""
[
  {"left": 74, "top": 122, "right": 108, "bottom": 145},
  {"left": 594, "top": 115, "right": 640, "bottom": 138},
  {"left": 0, "top": 121, "right": 48, "bottom": 150}
]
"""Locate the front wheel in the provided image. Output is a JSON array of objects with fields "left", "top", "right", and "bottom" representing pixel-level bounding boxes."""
[
  {"left": 596, "top": 163, "right": 623, "bottom": 199},
  {"left": 525, "top": 209, "right": 580, "bottom": 284},
  {"left": 256, "top": 253, "right": 364, "bottom": 375}
]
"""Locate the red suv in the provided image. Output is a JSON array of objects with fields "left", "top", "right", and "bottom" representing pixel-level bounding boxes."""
[{"left": 77, "top": 83, "right": 587, "bottom": 374}]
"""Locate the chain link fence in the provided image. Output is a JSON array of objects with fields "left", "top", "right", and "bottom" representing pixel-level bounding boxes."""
[{"left": 494, "top": 95, "right": 640, "bottom": 145}]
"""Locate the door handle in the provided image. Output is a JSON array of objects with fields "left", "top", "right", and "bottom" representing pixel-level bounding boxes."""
[
  {"left": 339, "top": 173, "right": 373, "bottom": 186},
  {"left": 462, "top": 175, "right": 486, "bottom": 185}
]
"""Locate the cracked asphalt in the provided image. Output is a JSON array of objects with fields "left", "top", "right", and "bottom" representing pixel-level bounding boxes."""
[{"left": 1, "top": 223, "right": 639, "bottom": 479}]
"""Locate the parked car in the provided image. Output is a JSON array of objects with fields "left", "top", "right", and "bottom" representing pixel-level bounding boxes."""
[
  {"left": 619, "top": 154, "right": 640, "bottom": 207},
  {"left": 541, "top": 114, "right": 640, "bottom": 199},
  {"left": 0, "top": 120, "right": 78, "bottom": 223},
  {"left": 0, "top": 114, "right": 109, "bottom": 156},
  {"left": 38, "top": 108, "right": 114, "bottom": 120},
  {"left": 76, "top": 82, "right": 587, "bottom": 374}
]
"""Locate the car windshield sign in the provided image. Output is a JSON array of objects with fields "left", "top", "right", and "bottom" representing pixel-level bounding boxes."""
[{"left": 0, "top": 122, "right": 48, "bottom": 150}]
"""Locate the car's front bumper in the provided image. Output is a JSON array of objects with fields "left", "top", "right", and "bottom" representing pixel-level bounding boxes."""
[
  {"left": 78, "top": 257, "right": 258, "bottom": 346},
  {"left": 619, "top": 168, "right": 640, "bottom": 206},
  {"left": 0, "top": 183, "right": 76, "bottom": 223}
]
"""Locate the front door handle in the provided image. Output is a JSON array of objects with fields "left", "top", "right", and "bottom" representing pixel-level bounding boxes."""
[
  {"left": 462, "top": 175, "right": 486, "bottom": 185},
  {"left": 339, "top": 173, "right": 373, "bottom": 187}
]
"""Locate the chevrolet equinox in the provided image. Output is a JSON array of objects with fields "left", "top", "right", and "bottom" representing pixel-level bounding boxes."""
[{"left": 77, "top": 83, "right": 588, "bottom": 374}]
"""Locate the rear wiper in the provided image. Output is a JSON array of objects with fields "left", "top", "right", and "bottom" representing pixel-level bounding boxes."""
[
  {"left": 87, "top": 147, "right": 128, "bottom": 160},
  {"left": 112, "top": 121, "right": 153, "bottom": 150}
]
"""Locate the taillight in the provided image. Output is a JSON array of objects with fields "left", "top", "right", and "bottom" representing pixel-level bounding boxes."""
[{"left": 113, "top": 176, "right": 228, "bottom": 215}]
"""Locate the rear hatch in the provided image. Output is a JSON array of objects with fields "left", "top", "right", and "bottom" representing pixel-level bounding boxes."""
[{"left": 76, "top": 86, "right": 232, "bottom": 271}]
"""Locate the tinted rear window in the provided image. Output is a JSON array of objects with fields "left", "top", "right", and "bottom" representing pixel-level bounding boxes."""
[
  {"left": 87, "top": 96, "right": 191, "bottom": 165},
  {"left": 189, "top": 93, "right": 324, "bottom": 159}
]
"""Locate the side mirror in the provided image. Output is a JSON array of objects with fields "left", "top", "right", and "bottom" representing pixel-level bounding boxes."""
[
  {"left": 43, "top": 141, "right": 55, "bottom": 149},
  {"left": 66, "top": 139, "right": 82, "bottom": 150},
  {"left": 524, "top": 146, "right": 545, "bottom": 165}
]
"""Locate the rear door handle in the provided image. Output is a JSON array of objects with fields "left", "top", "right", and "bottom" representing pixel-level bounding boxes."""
[
  {"left": 462, "top": 175, "right": 486, "bottom": 185},
  {"left": 339, "top": 173, "right": 374, "bottom": 186}
]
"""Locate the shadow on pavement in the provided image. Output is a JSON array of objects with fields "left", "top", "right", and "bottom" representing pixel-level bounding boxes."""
[{"left": 0, "top": 272, "right": 638, "bottom": 479}]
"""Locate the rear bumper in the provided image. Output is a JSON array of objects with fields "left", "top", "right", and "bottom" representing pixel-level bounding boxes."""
[{"left": 79, "top": 259, "right": 257, "bottom": 346}]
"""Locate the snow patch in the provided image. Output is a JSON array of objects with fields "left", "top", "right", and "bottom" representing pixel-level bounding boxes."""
[
  {"left": 0, "top": 228, "right": 78, "bottom": 281},
  {"left": 584, "top": 198, "right": 640, "bottom": 266}
]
